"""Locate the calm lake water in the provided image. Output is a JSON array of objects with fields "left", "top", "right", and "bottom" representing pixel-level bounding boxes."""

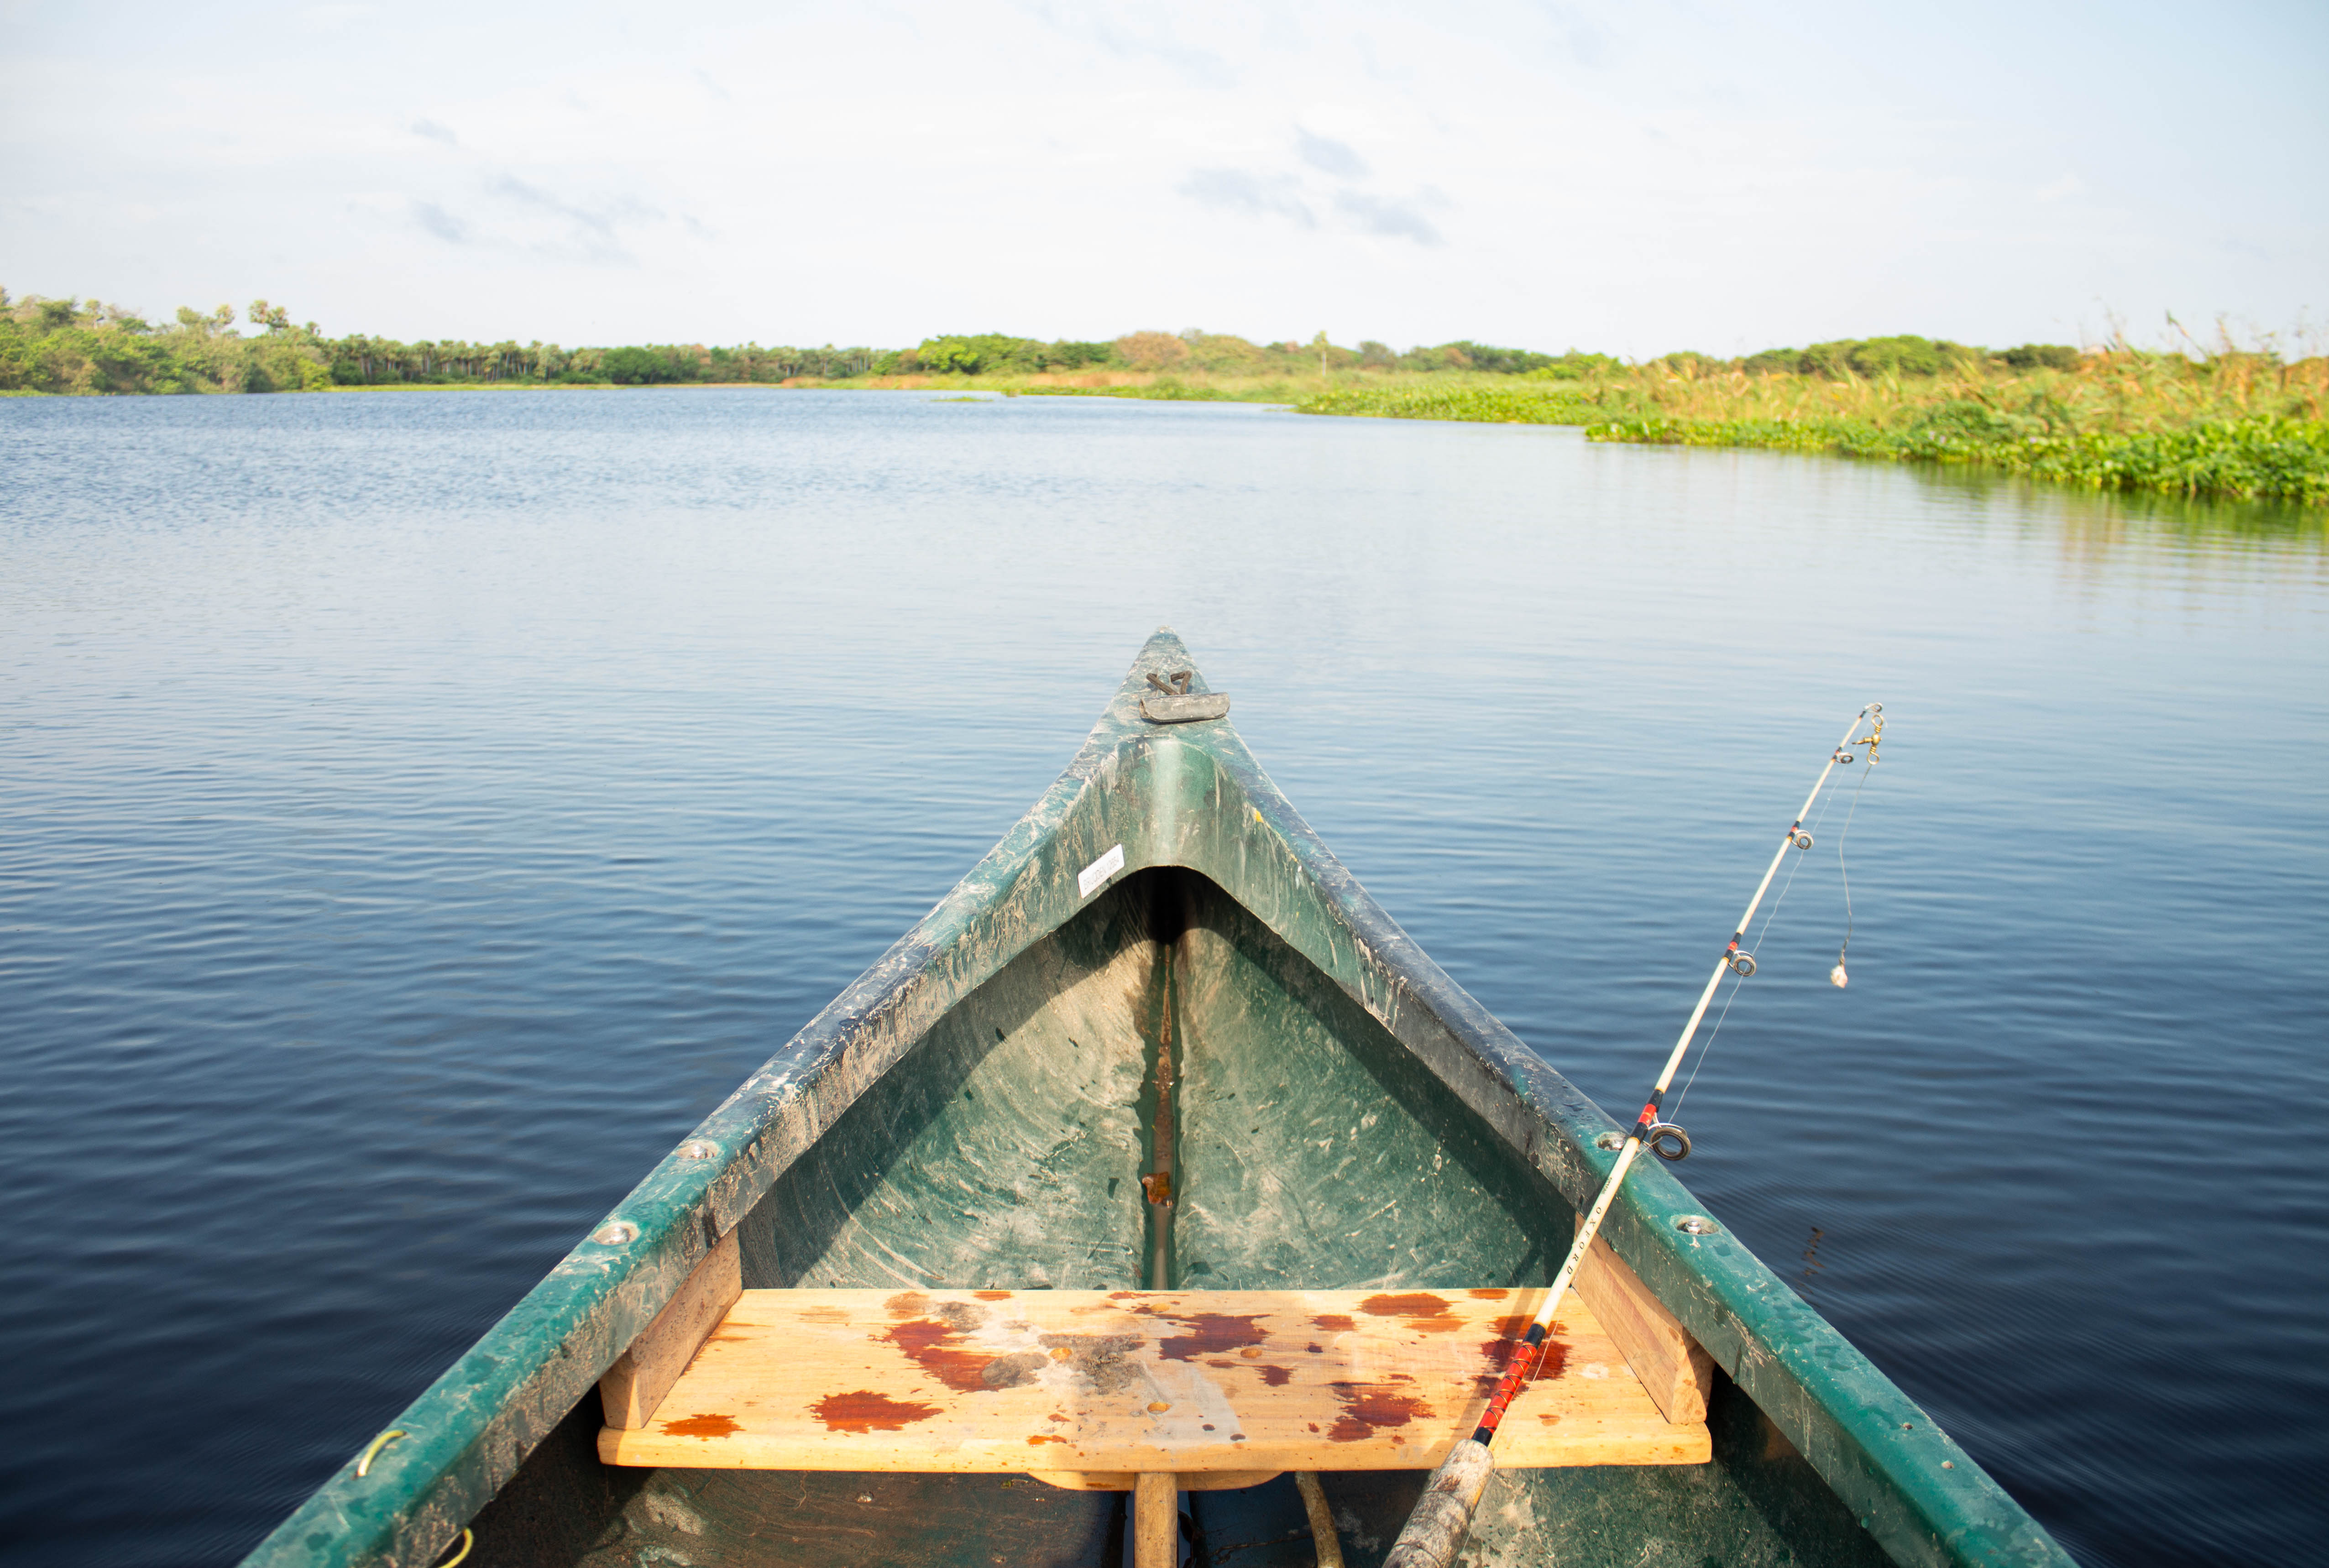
[{"left": 2, "top": 389, "right": 2323, "bottom": 1568}]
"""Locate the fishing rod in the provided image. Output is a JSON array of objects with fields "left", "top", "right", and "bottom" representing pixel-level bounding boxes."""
[{"left": 1382, "top": 702, "right": 1886, "bottom": 1568}]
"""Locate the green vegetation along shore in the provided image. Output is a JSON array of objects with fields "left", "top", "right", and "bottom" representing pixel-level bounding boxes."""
[
  {"left": 5, "top": 289, "right": 2322, "bottom": 504},
  {"left": 1293, "top": 343, "right": 2329, "bottom": 506}
]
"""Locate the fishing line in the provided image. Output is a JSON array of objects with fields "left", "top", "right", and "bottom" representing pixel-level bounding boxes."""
[
  {"left": 1671, "top": 749, "right": 1845, "bottom": 1119},
  {"left": 1381, "top": 700, "right": 1889, "bottom": 1568},
  {"left": 1831, "top": 746, "right": 1877, "bottom": 984}
]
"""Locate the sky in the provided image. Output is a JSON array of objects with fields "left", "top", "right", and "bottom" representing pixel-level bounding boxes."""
[{"left": 3, "top": 0, "right": 2324, "bottom": 356}]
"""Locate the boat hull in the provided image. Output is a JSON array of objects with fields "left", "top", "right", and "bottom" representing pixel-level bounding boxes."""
[{"left": 244, "top": 631, "right": 2070, "bottom": 1568}]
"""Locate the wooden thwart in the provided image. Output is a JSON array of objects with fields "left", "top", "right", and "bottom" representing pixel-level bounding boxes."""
[
  {"left": 599, "top": 1232, "right": 742, "bottom": 1430},
  {"left": 597, "top": 1285, "right": 1710, "bottom": 1476},
  {"left": 1569, "top": 1216, "right": 1717, "bottom": 1424}
]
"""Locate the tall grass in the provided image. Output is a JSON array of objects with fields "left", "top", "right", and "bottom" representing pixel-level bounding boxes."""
[{"left": 1290, "top": 353, "right": 2329, "bottom": 504}]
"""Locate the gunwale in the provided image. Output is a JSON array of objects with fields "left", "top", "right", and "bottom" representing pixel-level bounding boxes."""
[{"left": 243, "top": 628, "right": 2071, "bottom": 1568}]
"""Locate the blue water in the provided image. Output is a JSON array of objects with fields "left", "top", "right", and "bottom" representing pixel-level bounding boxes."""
[{"left": 2, "top": 390, "right": 2323, "bottom": 1568}]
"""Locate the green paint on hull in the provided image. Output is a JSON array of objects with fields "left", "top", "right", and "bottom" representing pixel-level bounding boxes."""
[
  {"left": 1172, "top": 877, "right": 1571, "bottom": 1294},
  {"left": 243, "top": 630, "right": 2074, "bottom": 1568},
  {"left": 740, "top": 873, "right": 1158, "bottom": 1294}
]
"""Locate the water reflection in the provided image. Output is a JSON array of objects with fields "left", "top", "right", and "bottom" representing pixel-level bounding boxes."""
[{"left": 1905, "top": 460, "right": 2328, "bottom": 558}]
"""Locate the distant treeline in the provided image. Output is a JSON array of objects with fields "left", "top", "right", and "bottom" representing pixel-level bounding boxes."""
[
  {"left": 0, "top": 295, "right": 1622, "bottom": 393},
  {"left": 895, "top": 330, "right": 1621, "bottom": 379},
  {"left": 1702, "top": 335, "right": 2081, "bottom": 379},
  {"left": 0, "top": 293, "right": 884, "bottom": 394},
  {"left": 1, "top": 289, "right": 2094, "bottom": 397}
]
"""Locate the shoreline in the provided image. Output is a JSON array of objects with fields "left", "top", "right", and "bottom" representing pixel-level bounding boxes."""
[{"left": 7, "top": 368, "right": 2319, "bottom": 506}]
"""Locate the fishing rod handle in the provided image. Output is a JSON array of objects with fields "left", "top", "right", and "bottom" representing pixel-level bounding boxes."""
[{"left": 1381, "top": 1439, "right": 1496, "bottom": 1568}]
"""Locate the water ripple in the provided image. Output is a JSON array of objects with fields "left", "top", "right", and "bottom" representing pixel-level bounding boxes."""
[{"left": 2, "top": 389, "right": 2323, "bottom": 1567}]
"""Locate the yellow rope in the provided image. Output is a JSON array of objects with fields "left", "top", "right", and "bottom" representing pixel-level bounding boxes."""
[{"left": 353, "top": 1430, "right": 405, "bottom": 1478}]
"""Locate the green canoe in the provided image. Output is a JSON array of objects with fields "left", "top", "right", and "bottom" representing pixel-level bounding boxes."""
[{"left": 245, "top": 630, "right": 2072, "bottom": 1568}]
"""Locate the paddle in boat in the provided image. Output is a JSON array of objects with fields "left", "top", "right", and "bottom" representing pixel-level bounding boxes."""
[{"left": 246, "top": 629, "right": 2072, "bottom": 1568}]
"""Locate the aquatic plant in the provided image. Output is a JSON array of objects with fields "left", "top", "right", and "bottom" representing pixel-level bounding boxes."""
[
  {"left": 1290, "top": 350, "right": 2329, "bottom": 504},
  {"left": 1586, "top": 411, "right": 2329, "bottom": 503}
]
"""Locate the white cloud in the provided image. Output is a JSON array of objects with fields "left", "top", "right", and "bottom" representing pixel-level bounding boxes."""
[
  {"left": 1295, "top": 127, "right": 1368, "bottom": 180},
  {"left": 1181, "top": 168, "right": 1318, "bottom": 227},
  {"left": 410, "top": 201, "right": 469, "bottom": 244},
  {"left": 1332, "top": 190, "right": 1442, "bottom": 246}
]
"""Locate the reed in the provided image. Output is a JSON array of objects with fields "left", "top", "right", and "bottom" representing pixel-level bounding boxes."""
[{"left": 1291, "top": 354, "right": 2329, "bottom": 504}]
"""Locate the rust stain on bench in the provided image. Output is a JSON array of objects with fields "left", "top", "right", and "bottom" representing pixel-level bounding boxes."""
[
  {"left": 1327, "top": 1377, "right": 1433, "bottom": 1442},
  {"left": 1155, "top": 1312, "right": 1267, "bottom": 1360},
  {"left": 886, "top": 1317, "right": 999, "bottom": 1392},
  {"left": 1359, "top": 1293, "right": 1462, "bottom": 1333},
  {"left": 813, "top": 1391, "right": 941, "bottom": 1432}
]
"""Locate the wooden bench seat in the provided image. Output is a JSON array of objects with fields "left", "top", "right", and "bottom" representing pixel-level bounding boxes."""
[{"left": 598, "top": 1270, "right": 1711, "bottom": 1481}]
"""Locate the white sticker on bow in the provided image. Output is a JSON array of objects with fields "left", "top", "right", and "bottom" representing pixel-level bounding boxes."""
[{"left": 1077, "top": 843, "right": 1126, "bottom": 899}]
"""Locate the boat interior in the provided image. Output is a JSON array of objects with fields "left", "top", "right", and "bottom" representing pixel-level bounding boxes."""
[{"left": 463, "top": 867, "right": 1894, "bottom": 1568}]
